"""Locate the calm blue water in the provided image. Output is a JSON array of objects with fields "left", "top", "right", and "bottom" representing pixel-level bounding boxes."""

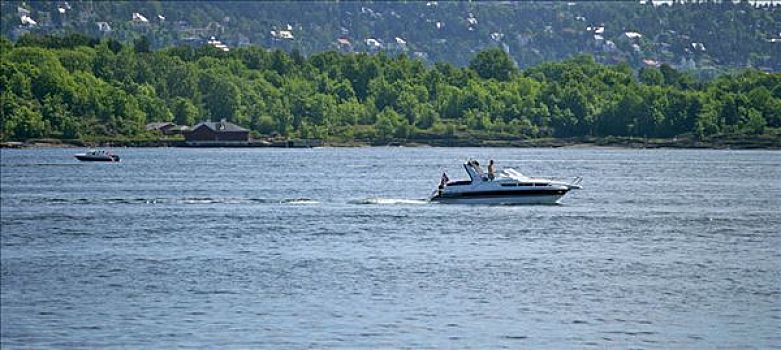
[{"left": 1, "top": 147, "right": 779, "bottom": 349}]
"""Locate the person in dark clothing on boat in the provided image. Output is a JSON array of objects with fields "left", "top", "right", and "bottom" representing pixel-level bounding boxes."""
[
  {"left": 439, "top": 172, "right": 449, "bottom": 190},
  {"left": 488, "top": 160, "right": 496, "bottom": 180}
]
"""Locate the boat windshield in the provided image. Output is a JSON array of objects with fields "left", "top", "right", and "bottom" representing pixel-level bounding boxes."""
[
  {"left": 463, "top": 161, "right": 486, "bottom": 182},
  {"left": 499, "top": 168, "right": 527, "bottom": 181}
]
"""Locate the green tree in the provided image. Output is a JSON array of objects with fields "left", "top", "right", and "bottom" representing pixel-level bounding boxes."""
[
  {"left": 199, "top": 71, "right": 241, "bottom": 121},
  {"left": 638, "top": 67, "right": 663, "bottom": 85},
  {"left": 414, "top": 104, "right": 440, "bottom": 129},
  {"left": 747, "top": 86, "right": 781, "bottom": 127},
  {"left": 3, "top": 105, "right": 48, "bottom": 140},
  {"left": 375, "top": 108, "right": 404, "bottom": 140},
  {"left": 134, "top": 36, "right": 151, "bottom": 54},
  {"left": 469, "top": 48, "right": 517, "bottom": 81},
  {"left": 137, "top": 85, "right": 173, "bottom": 122},
  {"left": 256, "top": 115, "right": 276, "bottom": 134},
  {"left": 741, "top": 108, "right": 766, "bottom": 134},
  {"left": 172, "top": 97, "right": 199, "bottom": 126}
]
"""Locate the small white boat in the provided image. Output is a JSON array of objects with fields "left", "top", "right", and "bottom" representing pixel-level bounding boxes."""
[
  {"left": 430, "top": 160, "right": 582, "bottom": 205},
  {"left": 74, "top": 149, "right": 120, "bottom": 162}
]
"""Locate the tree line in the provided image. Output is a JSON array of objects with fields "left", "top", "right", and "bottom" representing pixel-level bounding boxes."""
[{"left": 1, "top": 34, "right": 779, "bottom": 142}]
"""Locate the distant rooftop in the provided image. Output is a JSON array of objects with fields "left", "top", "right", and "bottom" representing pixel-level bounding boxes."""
[{"left": 193, "top": 120, "right": 248, "bottom": 132}]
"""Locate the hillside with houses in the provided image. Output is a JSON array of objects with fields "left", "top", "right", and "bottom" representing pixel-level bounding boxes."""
[{"left": 2, "top": 1, "right": 780, "bottom": 73}]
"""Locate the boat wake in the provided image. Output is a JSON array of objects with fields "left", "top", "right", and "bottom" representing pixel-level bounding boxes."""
[
  {"left": 280, "top": 198, "right": 320, "bottom": 204},
  {"left": 13, "top": 197, "right": 318, "bottom": 205},
  {"left": 4, "top": 163, "right": 82, "bottom": 167},
  {"left": 350, "top": 197, "right": 429, "bottom": 205},
  {"left": 13, "top": 196, "right": 435, "bottom": 206}
]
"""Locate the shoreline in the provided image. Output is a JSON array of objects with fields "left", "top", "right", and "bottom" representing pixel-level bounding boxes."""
[{"left": 2, "top": 135, "right": 780, "bottom": 150}]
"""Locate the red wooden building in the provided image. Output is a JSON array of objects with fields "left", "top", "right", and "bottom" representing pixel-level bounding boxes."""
[{"left": 184, "top": 119, "right": 250, "bottom": 144}]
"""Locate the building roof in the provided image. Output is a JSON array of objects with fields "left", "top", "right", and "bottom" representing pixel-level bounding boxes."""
[
  {"left": 96, "top": 22, "right": 112, "bottom": 31},
  {"left": 624, "top": 31, "right": 643, "bottom": 39},
  {"left": 279, "top": 30, "right": 294, "bottom": 39},
  {"left": 132, "top": 12, "right": 148, "bottom": 23},
  {"left": 643, "top": 59, "right": 660, "bottom": 67},
  {"left": 145, "top": 122, "right": 175, "bottom": 130},
  {"left": 207, "top": 37, "right": 230, "bottom": 51},
  {"left": 271, "top": 30, "right": 294, "bottom": 40},
  {"left": 169, "top": 125, "right": 190, "bottom": 131},
  {"left": 691, "top": 42, "right": 706, "bottom": 51},
  {"left": 20, "top": 15, "right": 37, "bottom": 26},
  {"left": 365, "top": 38, "right": 383, "bottom": 48},
  {"left": 192, "top": 120, "right": 248, "bottom": 132}
]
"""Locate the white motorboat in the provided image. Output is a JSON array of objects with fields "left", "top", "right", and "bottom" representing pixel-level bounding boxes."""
[
  {"left": 430, "top": 160, "right": 582, "bottom": 205},
  {"left": 74, "top": 149, "right": 120, "bottom": 162}
]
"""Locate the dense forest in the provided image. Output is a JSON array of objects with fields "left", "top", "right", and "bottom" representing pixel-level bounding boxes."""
[
  {"left": 3, "top": 1, "right": 780, "bottom": 71},
  {"left": 2, "top": 34, "right": 779, "bottom": 143}
]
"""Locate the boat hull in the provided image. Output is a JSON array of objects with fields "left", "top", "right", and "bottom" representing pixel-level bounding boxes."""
[
  {"left": 430, "top": 188, "right": 571, "bottom": 205},
  {"left": 74, "top": 155, "right": 120, "bottom": 162},
  {"left": 431, "top": 193, "right": 566, "bottom": 205}
]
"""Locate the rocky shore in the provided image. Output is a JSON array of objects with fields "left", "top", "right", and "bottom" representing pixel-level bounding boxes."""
[{"left": 3, "top": 134, "right": 780, "bottom": 150}]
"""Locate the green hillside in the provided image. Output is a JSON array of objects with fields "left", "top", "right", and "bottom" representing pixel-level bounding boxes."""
[{"left": 2, "top": 35, "right": 779, "bottom": 144}]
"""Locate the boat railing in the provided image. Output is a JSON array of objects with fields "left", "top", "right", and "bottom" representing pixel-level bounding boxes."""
[{"left": 523, "top": 176, "right": 582, "bottom": 187}]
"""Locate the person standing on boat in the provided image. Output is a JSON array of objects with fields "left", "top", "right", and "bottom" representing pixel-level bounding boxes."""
[
  {"left": 439, "top": 172, "right": 449, "bottom": 190},
  {"left": 488, "top": 160, "right": 496, "bottom": 181},
  {"left": 436, "top": 172, "right": 448, "bottom": 196}
]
